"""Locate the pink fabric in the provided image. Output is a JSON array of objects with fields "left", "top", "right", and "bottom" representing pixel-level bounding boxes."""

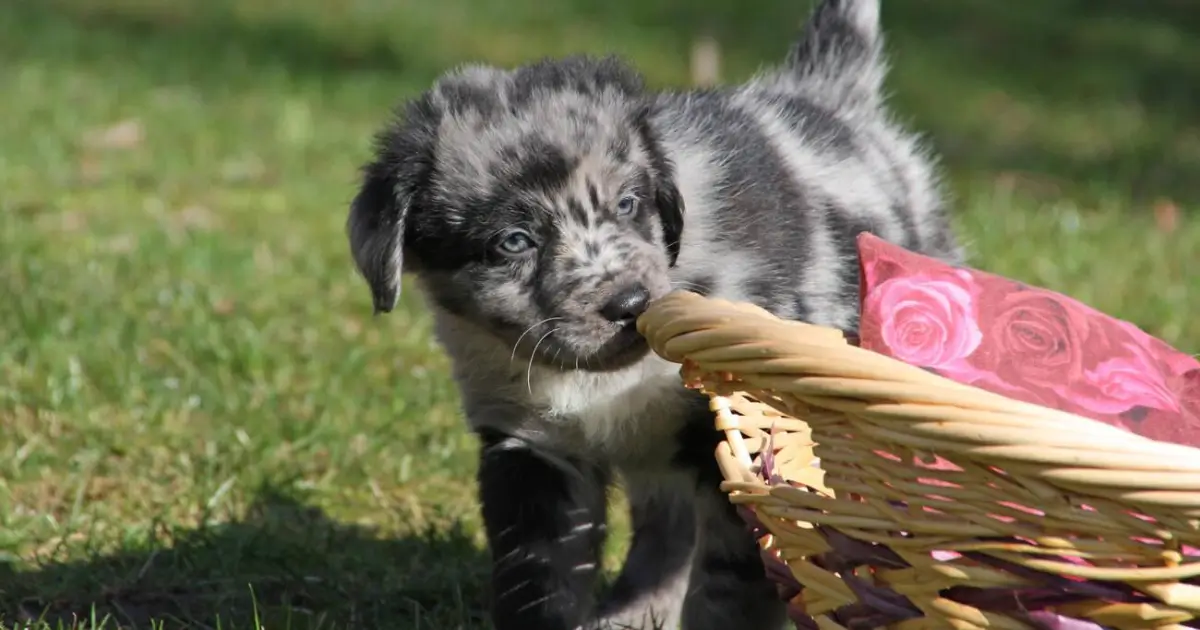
[{"left": 856, "top": 233, "right": 1200, "bottom": 448}]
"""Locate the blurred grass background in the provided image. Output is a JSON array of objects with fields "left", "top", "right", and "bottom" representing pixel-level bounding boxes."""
[{"left": 0, "top": 0, "right": 1197, "bottom": 628}]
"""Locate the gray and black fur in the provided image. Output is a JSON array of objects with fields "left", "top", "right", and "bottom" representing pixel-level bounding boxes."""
[{"left": 347, "top": 1, "right": 961, "bottom": 628}]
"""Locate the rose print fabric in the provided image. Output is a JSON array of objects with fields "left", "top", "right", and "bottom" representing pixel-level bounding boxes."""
[{"left": 856, "top": 233, "right": 1200, "bottom": 447}]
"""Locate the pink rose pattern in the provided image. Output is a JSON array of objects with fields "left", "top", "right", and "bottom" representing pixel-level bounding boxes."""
[
  {"left": 865, "top": 271, "right": 983, "bottom": 375},
  {"left": 856, "top": 233, "right": 1200, "bottom": 448}
]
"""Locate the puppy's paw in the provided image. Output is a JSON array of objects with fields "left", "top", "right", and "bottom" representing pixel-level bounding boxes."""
[{"left": 589, "top": 609, "right": 678, "bottom": 630}]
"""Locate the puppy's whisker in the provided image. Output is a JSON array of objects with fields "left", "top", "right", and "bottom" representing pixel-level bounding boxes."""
[
  {"left": 550, "top": 347, "right": 563, "bottom": 370},
  {"left": 511, "top": 317, "right": 563, "bottom": 364},
  {"left": 670, "top": 280, "right": 709, "bottom": 294},
  {"left": 526, "top": 328, "right": 559, "bottom": 395}
]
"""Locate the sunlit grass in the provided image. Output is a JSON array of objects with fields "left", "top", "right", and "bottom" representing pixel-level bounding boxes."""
[{"left": 1, "top": 0, "right": 1196, "bottom": 628}]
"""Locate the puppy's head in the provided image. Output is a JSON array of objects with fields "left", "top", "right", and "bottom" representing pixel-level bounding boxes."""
[{"left": 348, "top": 55, "right": 683, "bottom": 371}]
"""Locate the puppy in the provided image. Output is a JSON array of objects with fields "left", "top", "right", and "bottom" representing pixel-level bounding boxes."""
[{"left": 346, "top": 0, "right": 961, "bottom": 628}]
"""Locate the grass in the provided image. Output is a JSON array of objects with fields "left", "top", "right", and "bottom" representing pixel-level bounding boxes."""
[{"left": 0, "top": 0, "right": 1197, "bottom": 627}]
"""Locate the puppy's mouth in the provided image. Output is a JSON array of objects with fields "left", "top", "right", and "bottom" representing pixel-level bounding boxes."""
[
  {"left": 585, "top": 321, "right": 650, "bottom": 371},
  {"left": 524, "top": 320, "right": 649, "bottom": 372},
  {"left": 515, "top": 279, "right": 670, "bottom": 372}
]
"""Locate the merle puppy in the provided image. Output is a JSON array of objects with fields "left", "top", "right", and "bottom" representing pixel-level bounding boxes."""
[{"left": 346, "top": 0, "right": 960, "bottom": 628}]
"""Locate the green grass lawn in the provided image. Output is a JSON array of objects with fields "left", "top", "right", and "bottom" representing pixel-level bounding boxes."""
[{"left": 1, "top": 0, "right": 1197, "bottom": 628}]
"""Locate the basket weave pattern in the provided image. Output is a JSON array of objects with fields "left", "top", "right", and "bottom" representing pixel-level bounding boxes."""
[{"left": 638, "top": 291, "right": 1200, "bottom": 630}]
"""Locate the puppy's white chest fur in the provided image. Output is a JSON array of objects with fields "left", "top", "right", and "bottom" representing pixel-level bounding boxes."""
[{"left": 529, "top": 353, "right": 690, "bottom": 463}]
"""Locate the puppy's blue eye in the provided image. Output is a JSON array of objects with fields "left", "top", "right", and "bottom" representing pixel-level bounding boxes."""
[
  {"left": 615, "top": 195, "right": 639, "bottom": 216},
  {"left": 497, "top": 230, "right": 536, "bottom": 255}
]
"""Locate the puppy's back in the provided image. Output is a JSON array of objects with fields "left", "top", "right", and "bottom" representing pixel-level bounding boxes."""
[{"left": 652, "top": 0, "right": 959, "bottom": 330}]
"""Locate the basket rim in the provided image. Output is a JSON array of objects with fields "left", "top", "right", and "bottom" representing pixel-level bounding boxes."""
[{"left": 637, "top": 290, "right": 1200, "bottom": 495}]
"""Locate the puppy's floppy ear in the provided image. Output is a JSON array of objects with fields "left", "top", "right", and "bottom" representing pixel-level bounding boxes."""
[
  {"left": 652, "top": 171, "right": 684, "bottom": 267},
  {"left": 633, "top": 106, "right": 685, "bottom": 266},
  {"left": 347, "top": 95, "right": 440, "bottom": 314},
  {"left": 348, "top": 163, "right": 407, "bottom": 315}
]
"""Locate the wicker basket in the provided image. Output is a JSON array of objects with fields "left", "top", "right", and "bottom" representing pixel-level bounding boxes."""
[{"left": 637, "top": 290, "right": 1200, "bottom": 630}]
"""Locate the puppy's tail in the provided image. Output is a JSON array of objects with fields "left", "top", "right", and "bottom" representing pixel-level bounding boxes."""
[{"left": 784, "top": 0, "right": 886, "bottom": 109}]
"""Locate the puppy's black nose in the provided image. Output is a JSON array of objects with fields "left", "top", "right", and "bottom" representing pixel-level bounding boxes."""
[{"left": 600, "top": 284, "right": 651, "bottom": 324}]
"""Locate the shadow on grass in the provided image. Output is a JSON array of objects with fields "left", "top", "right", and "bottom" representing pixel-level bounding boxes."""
[
  {"left": 0, "top": 487, "right": 490, "bottom": 630},
  {"left": 6, "top": 0, "right": 1200, "bottom": 207},
  {"left": 0, "top": 0, "right": 419, "bottom": 85},
  {"left": 879, "top": 0, "right": 1200, "bottom": 206}
]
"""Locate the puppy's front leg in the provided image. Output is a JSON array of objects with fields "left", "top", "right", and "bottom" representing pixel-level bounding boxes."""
[
  {"left": 591, "top": 478, "right": 696, "bottom": 630},
  {"left": 682, "top": 487, "right": 788, "bottom": 630},
  {"left": 673, "top": 411, "right": 788, "bottom": 630},
  {"left": 478, "top": 430, "right": 610, "bottom": 630}
]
